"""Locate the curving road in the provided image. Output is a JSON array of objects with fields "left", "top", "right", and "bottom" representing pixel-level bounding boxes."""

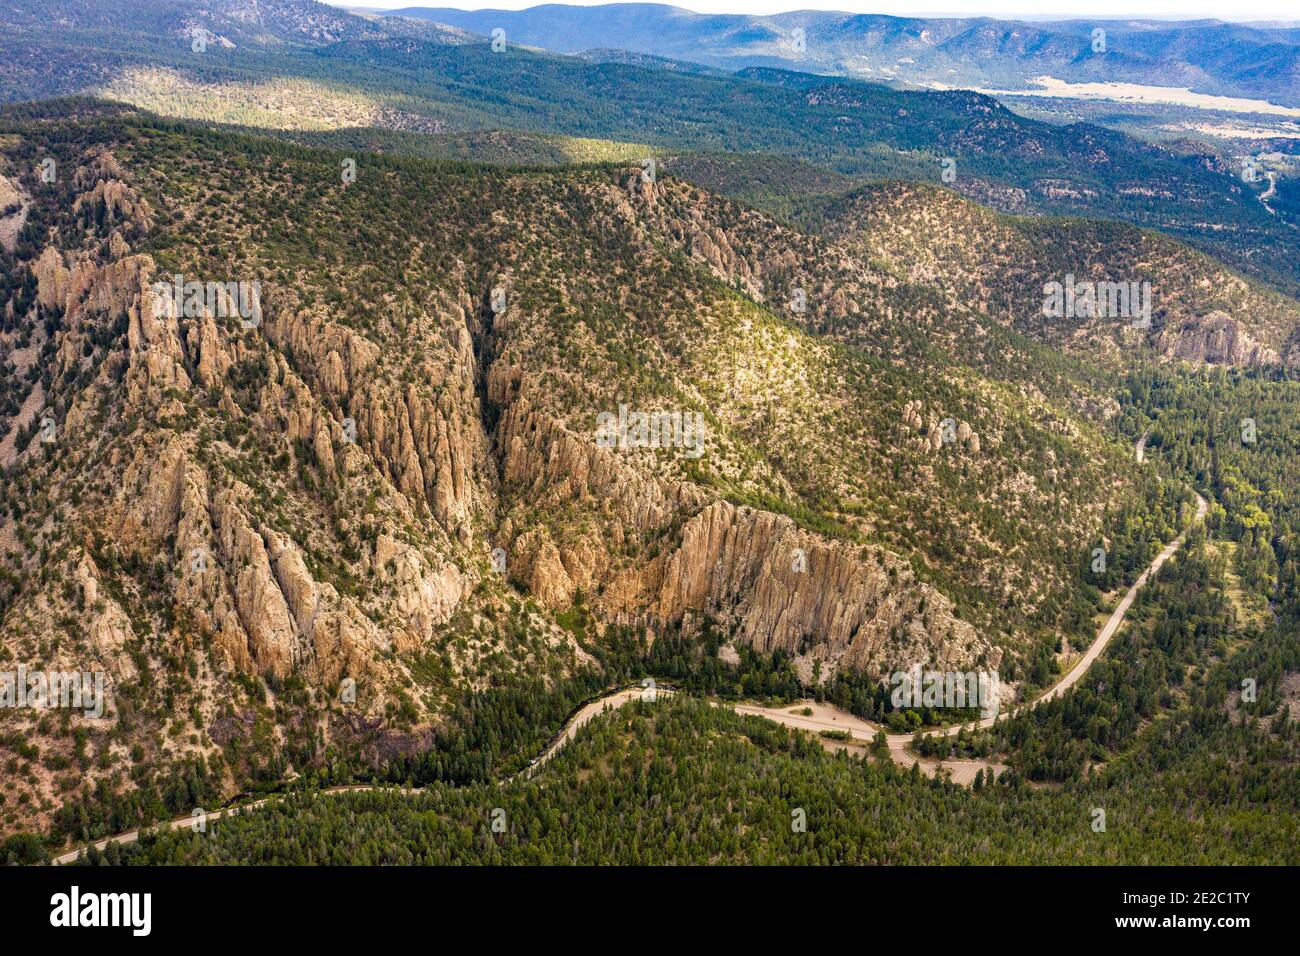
[
  {"left": 733, "top": 491, "right": 1208, "bottom": 747},
  {"left": 54, "top": 448, "right": 1206, "bottom": 863},
  {"left": 50, "top": 785, "right": 411, "bottom": 865},
  {"left": 515, "top": 688, "right": 652, "bottom": 779}
]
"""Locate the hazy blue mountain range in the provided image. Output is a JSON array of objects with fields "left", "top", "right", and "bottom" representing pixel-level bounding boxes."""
[{"left": 387, "top": 4, "right": 1300, "bottom": 106}]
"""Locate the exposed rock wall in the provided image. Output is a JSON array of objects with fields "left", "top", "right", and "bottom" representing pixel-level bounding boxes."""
[
  {"left": 1157, "top": 311, "right": 1281, "bottom": 366},
  {"left": 491, "top": 372, "right": 995, "bottom": 678}
]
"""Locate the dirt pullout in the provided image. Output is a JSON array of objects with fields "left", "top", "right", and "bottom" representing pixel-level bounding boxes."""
[{"left": 733, "top": 700, "right": 1005, "bottom": 783}]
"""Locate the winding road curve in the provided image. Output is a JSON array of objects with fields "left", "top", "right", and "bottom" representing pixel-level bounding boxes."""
[
  {"left": 730, "top": 488, "right": 1208, "bottom": 752},
  {"left": 54, "top": 445, "right": 1206, "bottom": 865}
]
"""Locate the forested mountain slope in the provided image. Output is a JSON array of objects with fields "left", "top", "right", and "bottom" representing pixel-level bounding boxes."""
[
  {"left": 814, "top": 181, "right": 1300, "bottom": 368},
  {"left": 0, "top": 103, "right": 1227, "bottom": 840}
]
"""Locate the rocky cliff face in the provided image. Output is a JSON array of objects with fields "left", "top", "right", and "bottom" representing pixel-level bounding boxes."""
[
  {"left": 1156, "top": 311, "right": 1281, "bottom": 367},
  {"left": 651, "top": 501, "right": 995, "bottom": 678},
  {"left": 489, "top": 369, "right": 995, "bottom": 679},
  {"left": 264, "top": 300, "right": 492, "bottom": 543},
  {"left": 0, "top": 141, "right": 565, "bottom": 834},
  {"left": 1, "top": 152, "right": 566, "bottom": 709}
]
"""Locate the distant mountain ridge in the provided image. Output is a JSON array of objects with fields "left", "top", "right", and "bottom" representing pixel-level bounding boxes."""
[
  {"left": 1, "top": 0, "right": 1295, "bottom": 296},
  {"left": 387, "top": 4, "right": 1300, "bottom": 106},
  {"left": 0, "top": 0, "right": 477, "bottom": 48}
]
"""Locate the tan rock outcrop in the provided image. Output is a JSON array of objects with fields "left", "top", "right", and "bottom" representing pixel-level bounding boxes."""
[
  {"left": 493, "top": 374, "right": 993, "bottom": 677},
  {"left": 647, "top": 500, "right": 991, "bottom": 676},
  {"left": 211, "top": 487, "right": 302, "bottom": 679},
  {"left": 74, "top": 554, "right": 138, "bottom": 683},
  {"left": 264, "top": 306, "right": 487, "bottom": 541},
  {"left": 374, "top": 533, "right": 465, "bottom": 648},
  {"left": 71, "top": 178, "right": 153, "bottom": 232},
  {"left": 1157, "top": 311, "right": 1280, "bottom": 367}
]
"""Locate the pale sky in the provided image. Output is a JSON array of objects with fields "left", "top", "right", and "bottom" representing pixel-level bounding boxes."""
[{"left": 335, "top": 1, "right": 1299, "bottom": 21}]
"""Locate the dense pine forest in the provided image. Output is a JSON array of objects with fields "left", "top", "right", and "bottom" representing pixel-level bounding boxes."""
[{"left": 57, "top": 685, "right": 1300, "bottom": 865}]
